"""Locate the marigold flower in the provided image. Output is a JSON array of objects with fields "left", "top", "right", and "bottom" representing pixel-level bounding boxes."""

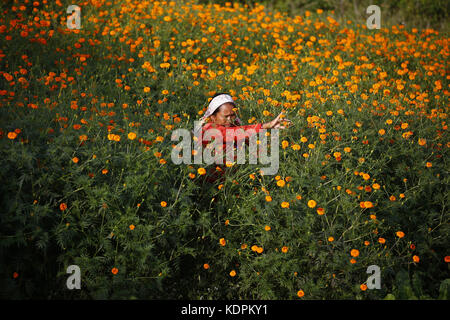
[
  {"left": 316, "top": 207, "right": 325, "bottom": 215},
  {"left": 111, "top": 268, "right": 118, "bottom": 275},
  {"left": 219, "top": 238, "right": 226, "bottom": 246},
  {"left": 281, "top": 201, "right": 290, "bottom": 208},
  {"left": 160, "top": 201, "right": 167, "bottom": 207},
  {"left": 307, "top": 200, "right": 317, "bottom": 208},
  {"left": 360, "top": 284, "right": 368, "bottom": 291},
  {"left": 72, "top": 157, "right": 79, "bottom": 163},
  {"left": 351, "top": 249, "right": 360, "bottom": 257},
  {"left": 396, "top": 231, "right": 405, "bottom": 238},
  {"left": 229, "top": 270, "right": 236, "bottom": 277},
  {"left": 203, "top": 263, "right": 210, "bottom": 270},
  {"left": 378, "top": 237, "right": 386, "bottom": 244},
  {"left": 297, "top": 290, "right": 305, "bottom": 298},
  {"left": 277, "top": 180, "right": 286, "bottom": 187},
  {"left": 265, "top": 195, "right": 272, "bottom": 202},
  {"left": 264, "top": 225, "right": 271, "bottom": 231},
  {"left": 129, "top": 224, "right": 135, "bottom": 230},
  {"left": 59, "top": 203, "right": 67, "bottom": 211},
  {"left": 198, "top": 167, "right": 206, "bottom": 175},
  {"left": 128, "top": 132, "right": 137, "bottom": 140},
  {"left": 281, "top": 246, "right": 289, "bottom": 253},
  {"left": 412, "top": 255, "right": 420, "bottom": 263},
  {"left": 444, "top": 256, "right": 450, "bottom": 263}
]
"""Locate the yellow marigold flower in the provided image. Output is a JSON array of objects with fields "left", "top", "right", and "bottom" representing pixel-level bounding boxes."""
[
  {"left": 219, "top": 238, "right": 226, "bottom": 246},
  {"left": 128, "top": 132, "right": 137, "bottom": 140},
  {"left": 281, "top": 201, "right": 290, "bottom": 208},
  {"left": 198, "top": 167, "right": 206, "bottom": 175},
  {"left": 307, "top": 200, "right": 317, "bottom": 208}
]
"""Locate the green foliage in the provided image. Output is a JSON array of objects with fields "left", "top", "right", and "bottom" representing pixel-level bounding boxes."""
[{"left": 0, "top": 0, "right": 448, "bottom": 300}]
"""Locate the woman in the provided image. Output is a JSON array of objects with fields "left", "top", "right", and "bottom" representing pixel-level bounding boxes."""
[{"left": 196, "top": 92, "right": 291, "bottom": 183}]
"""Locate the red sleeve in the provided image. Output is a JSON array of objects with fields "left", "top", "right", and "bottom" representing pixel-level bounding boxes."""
[{"left": 221, "top": 123, "right": 262, "bottom": 144}]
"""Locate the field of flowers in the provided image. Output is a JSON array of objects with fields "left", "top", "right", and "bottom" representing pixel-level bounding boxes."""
[{"left": 0, "top": 0, "right": 449, "bottom": 299}]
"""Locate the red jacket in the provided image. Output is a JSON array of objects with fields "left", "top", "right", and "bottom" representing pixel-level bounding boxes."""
[{"left": 200, "top": 122, "right": 263, "bottom": 183}]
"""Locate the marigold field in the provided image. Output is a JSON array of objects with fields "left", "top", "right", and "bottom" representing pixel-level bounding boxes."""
[{"left": 0, "top": 0, "right": 449, "bottom": 299}]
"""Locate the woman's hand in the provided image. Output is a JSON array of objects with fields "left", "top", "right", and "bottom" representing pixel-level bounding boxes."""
[{"left": 262, "top": 112, "right": 292, "bottom": 129}]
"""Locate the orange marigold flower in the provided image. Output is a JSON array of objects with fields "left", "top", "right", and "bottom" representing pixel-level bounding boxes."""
[
  {"left": 364, "top": 201, "right": 373, "bottom": 208},
  {"left": 360, "top": 284, "right": 368, "bottom": 291},
  {"left": 418, "top": 138, "right": 426, "bottom": 146},
  {"left": 160, "top": 201, "right": 167, "bottom": 207},
  {"left": 378, "top": 237, "right": 386, "bottom": 244},
  {"left": 426, "top": 162, "right": 432, "bottom": 168},
  {"left": 129, "top": 224, "right": 135, "bottom": 230},
  {"left": 297, "top": 290, "right": 305, "bottom": 298},
  {"left": 351, "top": 249, "right": 360, "bottom": 257},
  {"left": 111, "top": 267, "right": 118, "bottom": 275},
  {"left": 396, "top": 231, "right": 405, "bottom": 238},
  {"left": 316, "top": 207, "right": 325, "bottom": 215},
  {"left": 128, "top": 132, "right": 137, "bottom": 140},
  {"left": 72, "top": 157, "right": 79, "bottom": 163},
  {"left": 444, "top": 256, "right": 450, "bottom": 263},
  {"left": 198, "top": 167, "right": 206, "bottom": 175},
  {"left": 219, "top": 238, "right": 226, "bottom": 246},
  {"left": 264, "top": 225, "right": 271, "bottom": 231},
  {"left": 203, "top": 263, "right": 210, "bottom": 270},
  {"left": 265, "top": 195, "right": 272, "bottom": 202},
  {"left": 412, "top": 255, "right": 420, "bottom": 263},
  {"left": 7, "top": 132, "right": 17, "bottom": 139},
  {"left": 328, "top": 236, "right": 334, "bottom": 242},
  {"left": 229, "top": 270, "right": 236, "bottom": 277},
  {"left": 59, "top": 203, "right": 67, "bottom": 211},
  {"left": 281, "top": 201, "right": 290, "bottom": 208},
  {"left": 281, "top": 246, "right": 289, "bottom": 253},
  {"left": 307, "top": 200, "right": 317, "bottom": 208}
]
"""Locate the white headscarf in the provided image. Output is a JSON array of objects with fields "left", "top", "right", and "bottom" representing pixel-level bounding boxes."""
[{"left": 193, "top": 94, "right": 242, "bottom": 136}]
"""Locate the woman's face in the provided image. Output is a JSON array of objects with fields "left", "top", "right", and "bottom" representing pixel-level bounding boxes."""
[{"left": 210, "top": 103, "right": 237, "bottom": 127}]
